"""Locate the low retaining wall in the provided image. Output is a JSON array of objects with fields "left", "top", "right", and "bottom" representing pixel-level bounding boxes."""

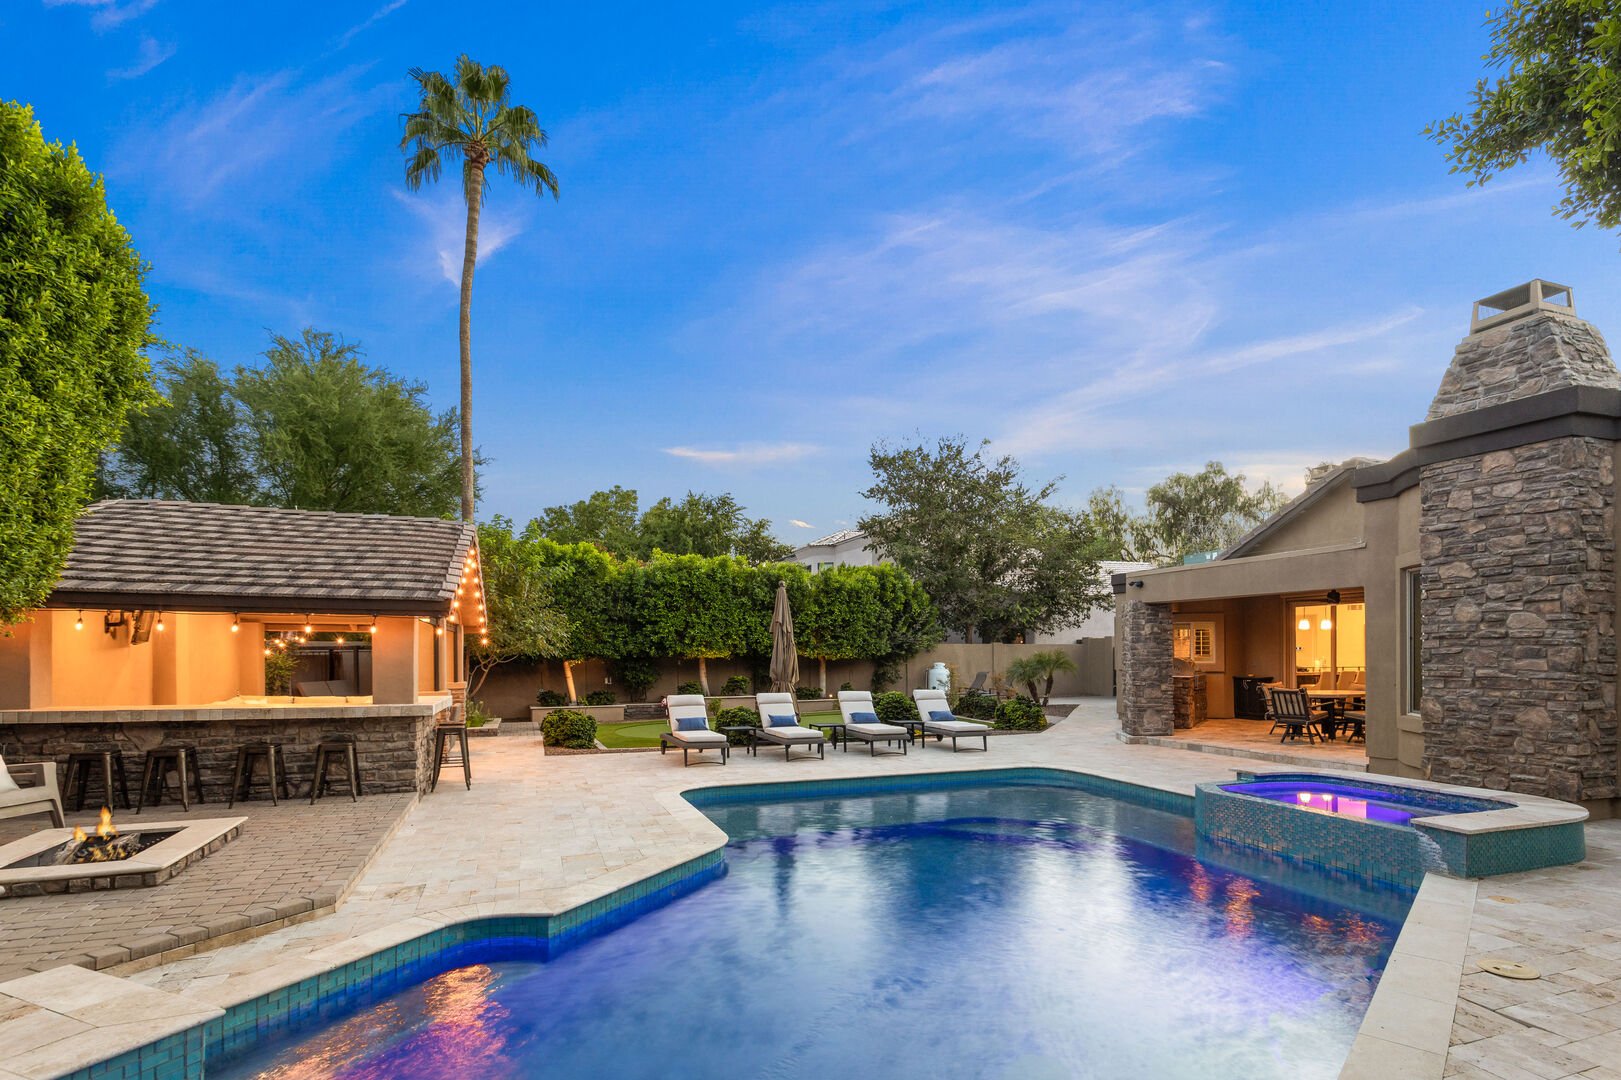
[{"left": 0, "top": 699, "right": 453, "bottom": 798}]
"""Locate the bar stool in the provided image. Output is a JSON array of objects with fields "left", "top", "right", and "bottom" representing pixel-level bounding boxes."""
[
  {"left": 430, "top": 723, "right": 471, "bottom": 792},
  {"left": 137, "top": 746, "right": 205, "bottom": 812},
  {"left": 310, "top": 737, "right": 361, "bottom": 803},
  {"left": 228, "top": 742, "right": 292, "bottom": 807},
  {"left": 64, "top": 750, "right": 132, "bottom": 811}
]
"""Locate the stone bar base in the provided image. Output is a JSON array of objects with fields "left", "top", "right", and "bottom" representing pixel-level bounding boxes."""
[
  {"left": 1172, "top": 674, "right": 1207, "bottom": 729},
  {"left": 0, "top": 698, "right": 452, "bottom": 801}
]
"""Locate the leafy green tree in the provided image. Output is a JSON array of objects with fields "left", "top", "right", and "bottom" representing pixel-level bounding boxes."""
[
  {"left": 1085, "top": 463, "right": 1287, "bottom": 566},
  {"left": 468, "top": 517, "right": 569, "bottom": 698},
  {"left": 402, "top": 56, "right": 559, "bottom": 521},
  {"left": 859, "top": 436, "right": 1104, "bottom": 642},
  {"left": 798, "top": 565, "right": 887, "bottom": 693},
  {"left": 1005, "top": 650, "right": 1078, "bottom": 707},
  {"left": 530, "top": 486, "right": 641, "bottom": 553},
  {"left": 1082, "top": 486, "right": 1148, "bottom": 563},
  {"left": 528, "top": 537, "right": 626, "bottom": 701},
  {"left": 529, "top": 487, "right": 794, "bottom": 563},
  {"left": 234, "top": 330, "right": 464, "bottom": 517},
  {"left": 102, "top": 348, "right": 257, "bottom": 504},
  {"left": 638, "top": 552, "right": 753, "bottom": 694},
  {"left": 1, "top": 101, "right": 154, "bottom": 621},
  {"left": 1427, "top": 2, "right": 1621, "bottom": 231}
]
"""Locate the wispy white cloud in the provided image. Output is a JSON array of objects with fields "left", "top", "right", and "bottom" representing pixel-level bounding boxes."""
[
  {"left": 107, "top": 34, "right": 175, "bottom": 80},
  {"left": 335, "top": 0, "right": 409, "bottom": 50},
  {"left": 45, "top": 0, "right": 160, "bottom": 32},
  {"left": 391, "top": 189, "right": 528, "bottom": 285},
  {"left": 663, "top": 443, "right": 820, "bottom": 466},
  {"left": 110, "top": 66, "right": 395, "bottom": 205},
  {"left": 788, "top": 519, "right": 814, "bottom": 529}
]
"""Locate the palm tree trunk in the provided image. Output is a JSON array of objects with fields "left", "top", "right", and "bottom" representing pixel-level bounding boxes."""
[{"left": 458, "top": 167, "right": 484, "bottom": 522}]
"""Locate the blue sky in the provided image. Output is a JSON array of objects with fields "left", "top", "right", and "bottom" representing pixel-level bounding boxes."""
[{"left": 7, "top": 1, "right": 1621, "bottom": 543}]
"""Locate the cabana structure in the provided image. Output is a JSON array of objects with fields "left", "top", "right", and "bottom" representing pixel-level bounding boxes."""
[{"left": 0, "top": 501, "right": 483, "bottom": 796}]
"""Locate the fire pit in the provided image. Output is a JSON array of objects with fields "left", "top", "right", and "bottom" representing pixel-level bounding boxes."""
[{"left": 0, "top": 810, "right": 245, "bottom": 898}]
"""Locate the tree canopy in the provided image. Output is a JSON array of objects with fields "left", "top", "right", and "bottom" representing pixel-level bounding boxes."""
[
  {"left": 530, "top": 487, "right": 794, "bottom": 563},
  {"left": 1427, "top": 2, "right": 1621, "bottom": 232},
  {"left": 103, "top": 330, "right": 466, "bottom": 517},
  {"left": 467, "top": 517, "right": 570, "bottom": 696},
  {"left": 858, "top": 436, "right": 1105, "bottom": 642},
  {"left": 1, "top": 101, "right": 154, "bottom": 621},
  {"left": 1085, "top": 462, "right": 1289, "bottom": 566}
]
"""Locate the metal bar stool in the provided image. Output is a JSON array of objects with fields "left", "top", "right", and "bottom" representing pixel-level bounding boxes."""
[
  {"left": 136, "top": 745, "right": 205, "bottom": 812},
  {"left": 64, "top": 750, "right": 132, "bottom": 811},
  {"left": 431, "top": 723, "right": 471, "bottom": 792},
  {"left": 228, "top": 742, "right": 292, "bottom": 807},
  {"left": 310, "top": 737, "right": 361, "bottom": 803}
]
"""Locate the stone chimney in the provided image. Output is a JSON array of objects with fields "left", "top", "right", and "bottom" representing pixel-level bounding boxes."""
[{"left": 1419, "top": 281, "right": 1620, "bottom": 806}]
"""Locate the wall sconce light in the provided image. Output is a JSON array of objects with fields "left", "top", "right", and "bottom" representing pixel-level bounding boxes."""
[{"left": 1128, "top": 580, "right": 1144, "bottom": 589}]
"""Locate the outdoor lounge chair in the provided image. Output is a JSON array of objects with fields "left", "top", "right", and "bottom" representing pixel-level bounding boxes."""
[
  {"left": 752, "top": 693, "right": 827, "bottom": 761},
  {"left": 912, "top": 689, "right": 992, "bottom": 752},
  {"left": 836, "top": 691, "right": 908, "bottom": 755},
  {"left": 659, "top": 694, "right": 729, "bottom": 767},
  {"left": 0, "top": 754, "right": 65, "bottom": 827}
]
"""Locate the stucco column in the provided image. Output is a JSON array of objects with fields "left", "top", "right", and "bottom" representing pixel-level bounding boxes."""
[
  {"left": 1119, "top": 597, "right": 1175, "bottom": 736},
  {"left": 371, "top": 617, "right": 421, "bottom": 705}
]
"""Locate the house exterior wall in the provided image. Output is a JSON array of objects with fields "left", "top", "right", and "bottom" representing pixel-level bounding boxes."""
[{"left": 1239, "top": 483, "right": 1366, "bottom": 557}]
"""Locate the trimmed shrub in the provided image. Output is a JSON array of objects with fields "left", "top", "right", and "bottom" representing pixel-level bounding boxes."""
[
  {"left": 954, "top": 689, "right": 998, "bottom": 722},
  {"left": 721, "top": 675, "right": 751, "bottom": 695},
  {"left": 541, "top": 708, "right": 597, "bottom": 748},
  {"left": 994, "top": 696, "right": 1047, "bottom": 731},
  {"left": 535, "top": 688, "right": 567, "bottom": 707},
  {"left": 713, "top": 705, "right": 760, "bottom": 746},
  {"left": 839, "top": 681, "right": 853, "bottom": 692},
  {"left": 465, "top": 699, "right": 495, "bottom": 727},
  {"left": 874, "top": 691, "right": 920, "bottom": 726},
  {"left": 675, "top": 680, "right": 704, "bottom": 696},
  {"left": 870, "top": 659, "right": 899, "bottom": 693},
  {"left": 795, "top": 685, "right": 824, "bottom": 699},
  {"left": 611, "top": 657, "right": 659, "bottom": 703},
  {"left": 582, "top": 689, "right": 617, "bottom": 706}
]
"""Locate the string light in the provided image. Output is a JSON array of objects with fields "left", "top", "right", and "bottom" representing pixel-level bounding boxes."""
[
  {"left": 335, "top": 635, "right": 346, "bottom": 645},
  {"left": 369, "top": 617, "right": 378, "bottom": 634},
  {"left": 74, "top": 611, "right": 84, "bottom": 631},
  {"left": 230, "top": 613, "right": 240, "bottom": 633},
  {"left": 303, "top": 615, "right": 313, "bottom": 635},
  {"left": 154, "top": 612, "right": 165, "bottom": 632},
  {"left": 263, "top": 647, "right": 272, "bottom": 657},
  {"left": 435, "top": 622, "right": 444, "bottom": 637}
]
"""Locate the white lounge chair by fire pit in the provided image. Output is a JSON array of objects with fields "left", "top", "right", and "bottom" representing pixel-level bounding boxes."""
[
  {"left": 0, "top": 754, "right": 65, "bottom": 828},
  {"left": 836, "top": 691, "right": 909, "bottom": 755},
  {"left": 753, "top": 693, "right": 826, "bottom": 761},
  {"left": 912, "top": 689, "right": 992, "bottom": 752},
  {"left": 659, "top": 694, "right": 730, "bottom": 766}
]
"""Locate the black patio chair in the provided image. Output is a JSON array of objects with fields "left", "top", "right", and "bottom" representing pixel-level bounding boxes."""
[{"left": 1266, "top": 688, "right": 1325, "bottom": 744}]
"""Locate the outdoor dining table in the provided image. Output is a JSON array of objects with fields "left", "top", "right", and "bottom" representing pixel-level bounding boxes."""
[{"left": 1305, "top": 689, "right": 1364, "bottom": 740}]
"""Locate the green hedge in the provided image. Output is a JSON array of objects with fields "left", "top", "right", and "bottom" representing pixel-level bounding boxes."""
[
  {"left": 954, "top": 690, "right": 998, "bottom": 721},
  {"left": 994, "top": 697, "right": 1047, "bottom": 731},
  {"left": 541, "top": 709, "right": 597, "bottom": 748},
  {"left": 535, "top": 688, "right": 567, "bottom": 707},
  {"left": 675, "top": 680, "right": 704, "bottom": 696},
  {"left": 582, "top": 689, "right": 616, "bottom": 706},
  {"left": 721, "top": 675, "right": 751, "bottom": 695},
  {"left": 874, "top": 691, "right": 920, "bottom": 726},
  {"left": 713, "top": 705, "right": 760, "bottom": 746}
]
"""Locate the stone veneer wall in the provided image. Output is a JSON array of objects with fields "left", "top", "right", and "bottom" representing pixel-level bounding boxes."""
[
  {"left": 1419, "top": 437, "right": 1619, "bottom": 804},
  {"left": 1120, "top": 599, "right": 1175, "bottom": 736},
  {"left": 1427, "top": 312, "right": 1621, "bottom": 420},
  {"left": 0, "top": 710, "right": 445, "bottom": 801}
]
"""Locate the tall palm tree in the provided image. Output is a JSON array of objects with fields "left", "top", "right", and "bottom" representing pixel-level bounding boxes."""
[{"left": 401, "top": 56, "right": 558, "bottom": 521}]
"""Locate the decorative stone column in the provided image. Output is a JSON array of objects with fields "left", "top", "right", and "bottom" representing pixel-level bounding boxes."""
[
  {"left": 1419, "top": 285, "right": 1620, "bottom": 805},
  {"left": 1120, "top": 597, "right": 1175, "bottom": 736}
]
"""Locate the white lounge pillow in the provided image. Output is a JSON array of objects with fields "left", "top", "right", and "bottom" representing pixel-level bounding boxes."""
[{"left": 0, "top": 753, "right": 18, "bottom": 793}]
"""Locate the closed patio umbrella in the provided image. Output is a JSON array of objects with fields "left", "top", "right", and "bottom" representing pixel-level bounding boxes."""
[{"left": 769, "top": 580, "right": 799, "bottom": 693}]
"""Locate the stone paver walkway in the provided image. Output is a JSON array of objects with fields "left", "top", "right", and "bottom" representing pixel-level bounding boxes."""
[
  {"left": 0, "top": 793, "right": 413, "bottom": 981},
  {"left": 1124, "top": 715, "right": 1370, "bottom": 771}
]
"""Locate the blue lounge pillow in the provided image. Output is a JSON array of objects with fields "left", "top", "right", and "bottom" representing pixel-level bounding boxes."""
[
  {"left": 929, "top": 710, "right": 956, "bottom": 723},
  {"left": 849, "top": 711, "right": 880, "bottom": 724},
  {"left": 767, "top": 713, "right": 798, "bottom": 727},
  {"left": 676, "top": 715, "right": 709, "bottom": 731}
]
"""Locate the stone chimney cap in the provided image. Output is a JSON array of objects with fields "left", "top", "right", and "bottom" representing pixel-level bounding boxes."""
[{"left": 1471, "top": 279, "right": 1575, "bottom": 334}]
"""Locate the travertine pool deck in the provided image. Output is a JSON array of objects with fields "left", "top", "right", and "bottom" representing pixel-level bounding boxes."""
[{"left": 0, "top": 699, "right": 1614, "bottom": 1080}]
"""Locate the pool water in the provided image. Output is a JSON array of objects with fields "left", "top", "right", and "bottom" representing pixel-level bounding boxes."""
[
  {"left": 1220, "top": 780, "right": 1443, "bottom": 824},
  {"left": 216, "top": 781, "right": 1409, "bottom": 1080}
]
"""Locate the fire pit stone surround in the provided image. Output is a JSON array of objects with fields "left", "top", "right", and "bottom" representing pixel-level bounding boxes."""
[{"left": 0, "top": 815, "right": 246, "bottom": 897}]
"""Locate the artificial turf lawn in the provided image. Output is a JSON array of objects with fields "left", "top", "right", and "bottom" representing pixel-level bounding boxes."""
[{"left": 595, "top": 710, "right": 847, "bottom": 748}]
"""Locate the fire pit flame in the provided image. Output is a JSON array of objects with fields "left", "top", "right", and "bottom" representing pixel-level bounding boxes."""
[{"left": 52, "top": 807, "right": 158, "bottom": 866}]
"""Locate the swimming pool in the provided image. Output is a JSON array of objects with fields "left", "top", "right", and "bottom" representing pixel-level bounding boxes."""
[
  {"left": 211, "top": 777, "right": 1409, "bottom": 1079},
  {"left": 1217, "top": 778, "right": 1494, "bottom": 824}
]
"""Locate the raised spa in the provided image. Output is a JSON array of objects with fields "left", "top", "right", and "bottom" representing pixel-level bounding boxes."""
[{"left": 1196, "top": 771, "right": 1587, "bottom": 886}]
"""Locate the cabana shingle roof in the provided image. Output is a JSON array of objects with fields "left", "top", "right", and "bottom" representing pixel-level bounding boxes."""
[{"left": 46, "top": 501, "right": 478, "bottom": 616}]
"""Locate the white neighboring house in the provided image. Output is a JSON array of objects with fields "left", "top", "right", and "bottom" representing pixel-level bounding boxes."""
[{"left": 791, "top": 531, "right": 1148, "bottom": 642}]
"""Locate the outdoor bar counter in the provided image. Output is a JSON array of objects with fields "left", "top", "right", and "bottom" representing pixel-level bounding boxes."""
[{"left": 0, "top": 696, "right": 455, "bottom": 798}]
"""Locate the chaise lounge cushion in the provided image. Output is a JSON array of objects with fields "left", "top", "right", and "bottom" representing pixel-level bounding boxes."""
[
  {"left": 757, "top": 725, "right": 823, "bottom": 742},
  {"left": 668, "top": 727, "right": 728, "bottom": 745}
]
